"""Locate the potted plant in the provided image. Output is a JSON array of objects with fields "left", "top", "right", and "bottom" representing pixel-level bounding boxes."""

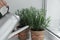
[
  {"left": 15, "top": 9, "right": 30, "bottom": 40},
  {"left": 15, "top": 7, "right": 50, "bottom": 40},
  {"left": 27, "top": 7, "right": 50, "bottom": 40}
]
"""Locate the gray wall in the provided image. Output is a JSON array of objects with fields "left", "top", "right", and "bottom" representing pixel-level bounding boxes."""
[
  {"left": 47, "top": 0, "right": 60, "bottom": 28},
  {"left": 6, "top": 0, "right": 43, "bottom": 13}
]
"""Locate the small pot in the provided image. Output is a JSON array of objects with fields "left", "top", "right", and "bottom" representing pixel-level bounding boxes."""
[
  {"left": 18, "top": 28, "right": 29, "bottom": 40},
  {"left": 31, "top": 30, "right": 44, "bottom": 40}
]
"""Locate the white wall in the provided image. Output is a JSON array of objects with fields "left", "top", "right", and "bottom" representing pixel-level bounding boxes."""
[
  {"left": 6, "top": 0, "right": 43, "bottom": 13},
  {"left": 47, "top": 0, "right": 60, "bottom": 28}
]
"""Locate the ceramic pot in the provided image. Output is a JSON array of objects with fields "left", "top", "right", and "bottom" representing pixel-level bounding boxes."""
[
  {"left": 18, "top": 28, "right": 29, "bottom": 40},
  {"left": 31, "top": 31, "right": 44, "bottom": 40}
]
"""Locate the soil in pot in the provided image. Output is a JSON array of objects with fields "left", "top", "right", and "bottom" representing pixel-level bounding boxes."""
[{"left": 31, "top": 30, "right": 44, "bottom": 40}]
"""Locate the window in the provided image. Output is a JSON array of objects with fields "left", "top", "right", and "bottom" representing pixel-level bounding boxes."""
[{"left": 46, "top": 0, "right": 60, "bottom": 38}]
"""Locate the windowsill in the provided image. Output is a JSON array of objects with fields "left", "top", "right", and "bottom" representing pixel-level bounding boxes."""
[{"left": 46, "top": 27, "right": 60, "bottom": 39}]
